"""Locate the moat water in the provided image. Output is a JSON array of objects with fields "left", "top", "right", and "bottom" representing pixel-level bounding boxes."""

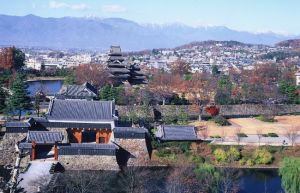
[
  {"left": 27, "top": 80, "right": 63, "bottom": 96},
  {"left": 50, "top": 168, "right": 284, "bottom": 193}
]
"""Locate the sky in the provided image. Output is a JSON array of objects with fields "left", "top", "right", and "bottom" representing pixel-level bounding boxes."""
[{"left": 0, "top": 0, "right": 299, "bottom": 35}]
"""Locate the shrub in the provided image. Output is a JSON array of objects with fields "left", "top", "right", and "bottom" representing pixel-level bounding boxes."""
[
  {"left": 246, "top": 159, "right": 255, "bottom": 166},
  {"left": 227, "top": 147, "right": 241, "bottom": 161},
  {"left": 262, "top": 134, "right": 268, "bottom": 137},
  {"left": 253, "top": 148, "right": 273, "bottom": 164},
  {"left": 266, "top": 145, "right": 278, "bottom": 154},
  {"left": 212, "top": 115, "right": 231, "bottom": 126},
  {"left": 237, "top": 133, "right": 248, "bottom": 137},
  {"left": 213, "top": 148, "right": 227, "bottom": 163},
  {"left": 153, "top": 142, "right": 191, "bottom": 153},
  {"left": 210, "top": 135, "right": 221, "bottom": 138},
  {"left": 192, "top": 155, "right": 205, "bottom": 164},
  {"left": 256, "top": 115, "right": 277, "bottom": 122},
  {"left": 267, "top": 133, "right": 279, "bottom": 137},
  {"left": 239, "top": 158, "right": 247, "bottom": 166},
  {"left": 156, "top": 149, "right": 176, "bottom": 160}
]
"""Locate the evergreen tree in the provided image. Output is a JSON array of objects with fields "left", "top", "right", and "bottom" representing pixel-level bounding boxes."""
[
  {"left": 8, "top": 73, "right": 32, "bottom": 120},
  {"left": 215, "top": 76, "right": 234, "bottom": 105},
  {"left": 279, "top": 80, "right": 300, "bottom": 104},
  {"left": 212, "top": 65, "right": 220, "bottom": 76},
  {"left": 64, "top": 73, "right": 75, "bottom": 85},
  {"left": 0, "top": 85, "right": 7, "bottom": 113},
  {"left": 99, "top": 85, "right": 113, "bottom": 100},
  {"left": 12, "top": 47, "right": 25, "bottom": 70}
]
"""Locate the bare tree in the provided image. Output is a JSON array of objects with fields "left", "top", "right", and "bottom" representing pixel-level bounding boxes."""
[
  {"left": 114, "top": 166, "right": 163, "bottom": 193},
  {"left": 47, "top": 170, "right": 113, "bottom": 193},
  {"left": 166, "top": 165, "right": 200, "bottom": 193},
  {"left": 286, "top": 126, "right": 300, "bottom": 147},
  {"left": 169, "top": 59, "right": 191, "bottom": 76},
  {"left": 221, "top": 128, "right": 227, "bottom": 142},
  {"left": 217, "top": 167, "right": 241, "bottom": 193},
  {"left": 235, "top": 127, "right": 242, "bottom": 145},
  {"left": 256, "top": 128, "right": 263, "bottom": 146}
]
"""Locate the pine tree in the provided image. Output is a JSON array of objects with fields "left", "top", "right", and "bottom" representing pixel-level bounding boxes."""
[
  {"left": 8, "top": 73, "right": 32, "bottom": 120},
  {"left": 0, "top": 85, "right": 7, "bottom": 113}
]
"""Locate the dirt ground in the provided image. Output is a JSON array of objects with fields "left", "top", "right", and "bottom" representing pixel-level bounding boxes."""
[{"left": 191, "top": 115, "right": 300, "bottom": 137}]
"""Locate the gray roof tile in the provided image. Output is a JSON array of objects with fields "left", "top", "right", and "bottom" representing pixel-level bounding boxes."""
[
  {"left": 27, "top": 131, "right": 63, "bottom": 143},
  {"left": 5, "top": 121, "right": 31, "bottom": 128},
  {"left": 114, "top": 127, "right": 146, "bottom": 139},
  {"left": 156, "top": 125, "right": 199, "bottom": 141},
  {"left": 45, "top": 99, "right": 115, "bottom": 121},
  {"left": 58, "top": 82, "right": 97, "bottom": 98}
]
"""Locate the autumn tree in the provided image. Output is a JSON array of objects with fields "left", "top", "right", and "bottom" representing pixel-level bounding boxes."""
[
  {"left": 169, "top": 59, "right": 191, "bottom": 76},
  {"left": 166, "top": 166, "right": 200, "bottom": 193},
  {"left": 75, "top": 64, "right": 112, "bottom": 87},
  {"left": 148, "top": 69, "right": 174, "bottom": 105}
]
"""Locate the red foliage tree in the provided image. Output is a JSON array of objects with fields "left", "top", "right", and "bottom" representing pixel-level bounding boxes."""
[
  {"left": 75, "top": 64, "right": 112, "bottom": 87},
  {"left": 205, "top": 105, "right": 220, "bottom": 116}
]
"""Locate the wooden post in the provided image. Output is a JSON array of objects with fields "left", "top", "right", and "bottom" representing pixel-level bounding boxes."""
[
  {"left": 79, "top": 129, "right": 82, "bottom": 143},
  {"left": 31, "top": 141, "right": 36, "bottom": 161},
  {"left": 54, "top": 142, "right": 58, "bottom": 160},
  {"left": 96, "top": 130, "right": 100, "bottom": 144}
]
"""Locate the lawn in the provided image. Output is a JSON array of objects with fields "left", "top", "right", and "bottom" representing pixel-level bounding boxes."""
[{"left": 191, "top": 115, "right": 300, "bottom": 137}]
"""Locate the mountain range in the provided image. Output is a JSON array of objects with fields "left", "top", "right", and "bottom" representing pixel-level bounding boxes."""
[{"left": 0, "top": 14, "right": 298, "bottom": 51}]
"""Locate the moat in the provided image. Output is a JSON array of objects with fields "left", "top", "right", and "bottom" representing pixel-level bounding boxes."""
[{"left": 42, "top": 168, "right": 283, "bottom": 193}]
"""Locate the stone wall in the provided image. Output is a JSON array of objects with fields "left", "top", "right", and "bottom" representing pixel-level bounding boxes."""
[
  {"left": 58, "top": 155, "right": 119, "bottom": 170},
  {"left": 116, "top": 105, "right": 155, "bottom": 120},
  {"left": 202, "top": 104, "right": 300, "bottom": 118},
  {"left": 115, "top": 138, "right": 149, "bottom": 166},
  {"left": 0, "top": 133, "right": 26, "bottom": 165},
  {"left": 117, "top": 104, "right": 300, "bottom": 120}
]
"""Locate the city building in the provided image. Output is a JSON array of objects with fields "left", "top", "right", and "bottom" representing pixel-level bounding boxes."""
[{"left": 296, "top": 72, "right": 300, "bottom": 86}]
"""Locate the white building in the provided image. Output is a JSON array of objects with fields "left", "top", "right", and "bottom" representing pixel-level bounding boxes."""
[{"left": 296, "top": 72, "right": 300, "bottom": 86}]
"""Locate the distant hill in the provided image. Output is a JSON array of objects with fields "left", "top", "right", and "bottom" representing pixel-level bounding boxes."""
[
  {"left": 174, "top": 40, "right": 256, "bottom": 50},
  {"left": 276, "top": 39, "right": 300, "bottom": 48},
  {"left": 0, "top": 14, "right": 297, "bottom": 51}
]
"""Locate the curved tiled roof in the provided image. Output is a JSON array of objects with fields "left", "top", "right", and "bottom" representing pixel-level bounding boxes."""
[
  {"left": 45, "top": 99, "right": 115, "bottom": 121},
  {"left": 27, "top": 131, "right": 63, "bottom": 143},
  {"left": 156, "top": 125, "right": 199, "bottom": 141},
  {"left": 58, "top": 82, "right": 97, "bottom": 98}
]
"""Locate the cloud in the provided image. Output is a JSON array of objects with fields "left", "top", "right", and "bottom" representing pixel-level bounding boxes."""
[
  {"left": 102, "top": 4, "right": 127, "bottom": 13},
  {"left": 49, "top": 1, "right": 88, "bottom": 10}
]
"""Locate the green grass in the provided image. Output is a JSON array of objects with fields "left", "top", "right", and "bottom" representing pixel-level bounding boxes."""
[{"left": 256, "top": 115, "right": 277, "bottom": 122}]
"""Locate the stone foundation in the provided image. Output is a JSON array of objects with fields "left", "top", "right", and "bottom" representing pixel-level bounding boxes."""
[
  {"left": 0, "top": 133, "right": 26, "bottom": 165},
  {"left": 115, "top": 138, "right": 149, "bottom": 166},
  {"left": 58, "top": 155, "right": 119, "bottom": 170}
]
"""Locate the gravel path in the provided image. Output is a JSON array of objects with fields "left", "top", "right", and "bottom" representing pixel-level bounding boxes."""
[{"left": 18, "top": 160, "right": 54, "bottom": 193}]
